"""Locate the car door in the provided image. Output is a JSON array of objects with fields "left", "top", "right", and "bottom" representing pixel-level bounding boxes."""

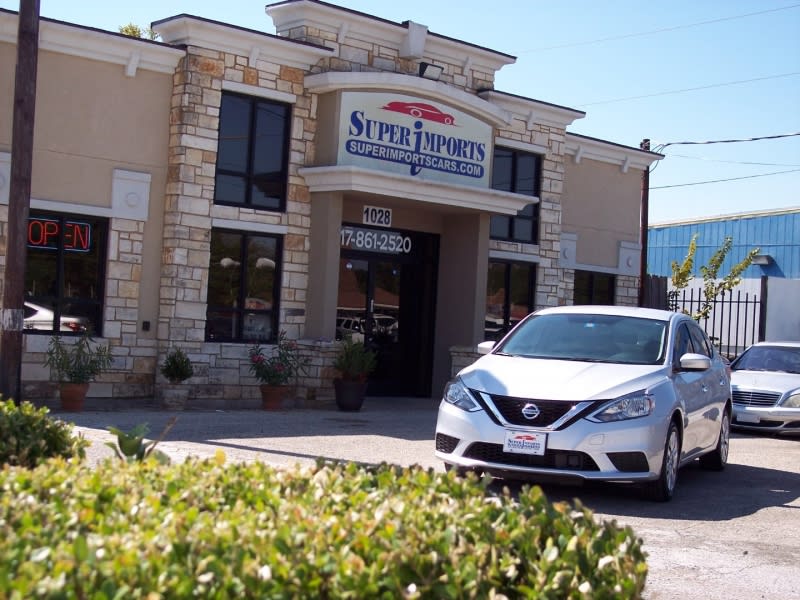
[
  {"left": 670, "top": 321, "right": 707, "bottom": 456},
  {"left": 686, "top": 321, "right": 728, "bottom": 449}
]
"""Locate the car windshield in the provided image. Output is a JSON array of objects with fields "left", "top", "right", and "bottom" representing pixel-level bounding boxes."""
[
  {"left": 494, "top": 313, "right": 667, "bottom": 365},
  {"left": 731, "top": 346, "right": 800, "bottom": 374}
]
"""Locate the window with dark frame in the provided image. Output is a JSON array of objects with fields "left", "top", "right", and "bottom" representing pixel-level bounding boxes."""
[
  {"left": 24, "top": 211, "right": 107, "bottom": 335},
  {"left": 573, "top": 270, "right": 616, "bottom": 305},
  {"left": 490, "top": 147, "right": 541, "bottom": 244},
  {"left": 206, "top": 229, "right": 282, "bottom": 343},
  {"left": 485, "top": 261, "right": 536, "bottom": 341},
  {"left": 214, "top": 92, "right": 291, "bottom": 211}
]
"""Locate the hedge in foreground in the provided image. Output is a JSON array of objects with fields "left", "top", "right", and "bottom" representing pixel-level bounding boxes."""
[
  {"left": 0, "top": 459, "right": 648, "bottom": 598},
  {"left": 0, "top": 399, "right": 88, "bottom": 468}
]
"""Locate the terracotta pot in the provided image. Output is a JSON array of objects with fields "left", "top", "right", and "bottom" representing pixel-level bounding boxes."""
[
  {"left": 59, "top": 382, "right": 90, "bottom": 412},
  {"left": 334, "top": 379, "right": 367, "bottom": 412},
  {"left": 259, "top": 384, "right": 289, "bottom": 410}
]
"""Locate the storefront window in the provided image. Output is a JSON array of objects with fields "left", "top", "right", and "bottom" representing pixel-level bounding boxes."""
[
  {"left": 574, "top": 270, "right": 616, "bottom": 305},
  {"left": 206, "top": 229, "right": 282, "bottom": 343},
  {"left": 490, "top": 147, "right": 541, "bottom": 244},
  {"left": 214, "top": 92, "right": 291, "bottom": 211},
  {"left": 24, "top": 211, "right": 107, "bottom": 335},
  {"left": 485, "top": 261, "right": 536, "bottom": 341}
]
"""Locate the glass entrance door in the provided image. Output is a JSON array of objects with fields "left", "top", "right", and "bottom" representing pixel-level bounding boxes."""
[{"left": 336, "top": 229, "right": 438, "bottom": 397}]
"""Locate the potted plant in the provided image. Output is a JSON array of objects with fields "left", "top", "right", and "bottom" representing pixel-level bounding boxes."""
[
  {"left": 248, "top": 331, "right": 310, "bottom": 409},
  {"left": 332, "top": 336, "right": 377, "bottom": 411},
  {"left": 159, "top": 347, "right": 194, "bottom": 410},
  {"left": 44, "top": 332, "right": 113, "bottom": 411}
]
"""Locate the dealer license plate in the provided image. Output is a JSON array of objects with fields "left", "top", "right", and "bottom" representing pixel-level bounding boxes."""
[{"left": 503, "top": 430, "right": 546, "bottom": 455}]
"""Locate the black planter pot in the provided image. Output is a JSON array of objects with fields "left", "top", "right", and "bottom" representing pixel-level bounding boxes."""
[{"left": 333, "top": 379, "right": 367, "bottom": 411}]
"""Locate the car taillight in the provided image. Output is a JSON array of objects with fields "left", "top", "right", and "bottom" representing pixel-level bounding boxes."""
[{"left": 67, "top": 322, "right": 83, "bottom": 332}]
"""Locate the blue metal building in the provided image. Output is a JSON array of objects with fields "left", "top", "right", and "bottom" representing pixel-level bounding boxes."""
[{"left": 648, "top": 207, "right": 800, "bottom": 279}]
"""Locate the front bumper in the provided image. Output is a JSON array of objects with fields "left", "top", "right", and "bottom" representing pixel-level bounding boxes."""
[
  {"left": 732, "top": 404, "right": 800, "bottom": 435},
  {"left": 434, "top": 400, "right": 667, "bottom": 483}
]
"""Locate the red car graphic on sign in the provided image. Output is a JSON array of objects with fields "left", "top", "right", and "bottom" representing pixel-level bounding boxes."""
[{"left": 382, "top": 101, "right": 456, "bottom": 125}]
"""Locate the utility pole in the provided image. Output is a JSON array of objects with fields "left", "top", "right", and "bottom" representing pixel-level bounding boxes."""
[
  {"left": 638, "top": 138, "right": 650, "bottom": 307},
  {"left": 0, "top": 0, "right": 40, "bottom": 403}
]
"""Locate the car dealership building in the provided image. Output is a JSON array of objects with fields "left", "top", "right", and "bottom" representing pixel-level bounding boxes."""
[{"left": 0, "top": 0, "right": 662, "bottom": 406}]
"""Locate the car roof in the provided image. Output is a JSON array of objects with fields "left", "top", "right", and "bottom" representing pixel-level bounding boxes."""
[
  {"left": 533, "top": 304, "right": 677, "bottom": 323},
  {"left": 745, "top": 341, "right": 800, "bottom": 349}
]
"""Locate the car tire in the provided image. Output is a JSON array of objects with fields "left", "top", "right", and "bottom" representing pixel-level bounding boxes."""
[
  {"left": 699, "top": 406, "right": 730, "bottom": 471},
  {"left": 644, "top": 421, "right": 681, "bottom": 502}
]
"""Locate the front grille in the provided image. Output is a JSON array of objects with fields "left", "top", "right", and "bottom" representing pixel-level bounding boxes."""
[
  {"left": 435, "top": 433, "right": 459, "bottom": 454},
  {"left": 607, "top": 452, "right": 649, "bottom": 473},
  {"left": 463, "top": 442, "right": 599, "bottom": 471},
  {"left": 486, "top": 394, "right": 577, "bottom": 427},
  {"left": 732, "top": 389, "right": 781, "bottom": 407}
]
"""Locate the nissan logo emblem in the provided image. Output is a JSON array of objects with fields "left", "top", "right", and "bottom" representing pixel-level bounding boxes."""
[{"left": 521, "top": 403, "right": 541, "bottom": 420}]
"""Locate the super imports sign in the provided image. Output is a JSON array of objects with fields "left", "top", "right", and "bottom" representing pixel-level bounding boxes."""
[{"left": 337, "top": 92, "right": 492, "bottom": 188}]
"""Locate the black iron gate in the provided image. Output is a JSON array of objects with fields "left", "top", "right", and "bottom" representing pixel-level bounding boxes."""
[{"left": 668, "top": 285, "right": 764, "bottom": 359}]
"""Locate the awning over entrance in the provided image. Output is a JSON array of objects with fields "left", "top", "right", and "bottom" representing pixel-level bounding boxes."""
[{"left": 298, "top": 165, "right": 533, "bottom": 215}]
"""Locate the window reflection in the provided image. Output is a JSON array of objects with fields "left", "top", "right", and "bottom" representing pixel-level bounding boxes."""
[
  {"left": 206, "top": 229, "right": 281, "bottom": 342},
  {"left": 485, "top": 261, "right": 535, "bottom": 341}
]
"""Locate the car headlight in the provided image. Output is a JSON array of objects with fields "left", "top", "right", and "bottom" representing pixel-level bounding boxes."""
[
  {"left": 588, "top": 390, "right": 654, "bottom": 423},
  {"left": 782, "top": 391, "right": 800, "bottom": 408},
  {"left": 443, "top": 379, "right": 482, "bottom": 412}
]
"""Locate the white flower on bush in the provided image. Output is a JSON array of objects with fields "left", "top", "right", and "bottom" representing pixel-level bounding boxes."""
[{"left": 598, "top": 555, "right": 615, "bottom": 569}]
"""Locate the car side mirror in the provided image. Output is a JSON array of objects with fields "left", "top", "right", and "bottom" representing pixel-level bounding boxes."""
[
  {"left": 477, "top": 341, "right": 495, "bottom": 355},
  {"left": 679, "top": 353, "right": 712, "bottom": 371}
]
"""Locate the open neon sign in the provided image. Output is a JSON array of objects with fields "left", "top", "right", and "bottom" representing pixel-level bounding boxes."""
[{"left": 27, "top": 218, "right": 92, "bottom": 252}]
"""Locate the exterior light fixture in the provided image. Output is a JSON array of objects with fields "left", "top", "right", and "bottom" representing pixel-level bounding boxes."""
[
  {"left": 418, "top": 61, "right": 443, "bottom": 81},
  {"left": 751, "top": 254, "right": 774, "bottom": 266}
]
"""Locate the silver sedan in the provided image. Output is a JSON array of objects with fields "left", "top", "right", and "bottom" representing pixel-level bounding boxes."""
[
  {"left": 435, "top": 306, "right": 732, "bottom": 501},
  {"left": 730, "top": 341, "right": 800, "bottom": 435}
]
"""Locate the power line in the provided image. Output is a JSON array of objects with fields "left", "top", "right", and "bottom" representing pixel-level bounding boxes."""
[
  {"left": 653, "top": 132, "right": 800, "bottom": 152},
  {"left": 578, "top": 72, "right": 800, "bottom": 107},
  {"left": 651, "top": 168, "right": 800, "bottom": 189},
  {"left": 516, "top": 3, "right": 800, "bottom": 53},
  {"left": 669, "top": 153, "right": 800, "bottom": 168}
]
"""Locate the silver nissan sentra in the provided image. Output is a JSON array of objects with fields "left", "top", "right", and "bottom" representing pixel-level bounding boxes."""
[{"left": 435, "top": 305, "right": 732, "bottom": 501}]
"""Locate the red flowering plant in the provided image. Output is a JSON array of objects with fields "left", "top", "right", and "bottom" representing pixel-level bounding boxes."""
[{"left": 248, "top": 331, "right": 310, "bottom": 386}]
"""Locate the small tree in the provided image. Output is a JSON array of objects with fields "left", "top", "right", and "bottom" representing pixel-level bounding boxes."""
[
  {"left": 118, "top": 23, "right": 159, "bottom": 41},
  {"left": 670, "top": 234, "right": 760, "bottom": 320}
]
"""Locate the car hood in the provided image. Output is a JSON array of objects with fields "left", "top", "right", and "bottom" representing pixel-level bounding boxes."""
[
  {"left": 459, "top": 354, "right": 666, "bottom": 400},
  {"left": 731, "top": 370, "right": 800, "bottom": 393}
]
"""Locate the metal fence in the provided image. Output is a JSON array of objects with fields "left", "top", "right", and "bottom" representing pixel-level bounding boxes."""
[{"left": 668, "top": 287, "right": 762, "bottom": 359}]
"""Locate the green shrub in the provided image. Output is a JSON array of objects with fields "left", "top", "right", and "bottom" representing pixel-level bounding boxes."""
[
  {"left": 0, "top": 399, "right": 88, "bottom": 468},
  {"left": 0, "top": 459, "right": 647, "bottom": 598}
]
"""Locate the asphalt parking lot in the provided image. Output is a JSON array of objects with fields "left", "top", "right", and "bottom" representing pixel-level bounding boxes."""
[{"left": 58, "top": 398, "right": 800, "bottom": 600}]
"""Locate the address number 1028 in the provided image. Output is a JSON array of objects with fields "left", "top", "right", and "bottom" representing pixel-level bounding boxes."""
[{"left": 362, "top": 205, "right": 392, "bottom": 227}]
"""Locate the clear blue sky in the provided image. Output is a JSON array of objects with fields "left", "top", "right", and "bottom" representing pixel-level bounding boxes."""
[{"left": 3, "top": 0, "right": 799, "bottom": 223}]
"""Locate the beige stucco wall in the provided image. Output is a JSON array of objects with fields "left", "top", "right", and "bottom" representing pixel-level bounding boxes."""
[
  {"left": 562, "top": 157, "right": 642, "bottom": 268},
  {"left": 0, "top": 42, "right": 15, "bottom": 152},
  {"left": 0, "top": 45, "right": 172, "bottom": 210}
]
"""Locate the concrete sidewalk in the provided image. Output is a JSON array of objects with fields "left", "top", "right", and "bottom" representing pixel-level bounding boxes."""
[{"left": 54, "top": 396, "right": 444, "bottom": 471}]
